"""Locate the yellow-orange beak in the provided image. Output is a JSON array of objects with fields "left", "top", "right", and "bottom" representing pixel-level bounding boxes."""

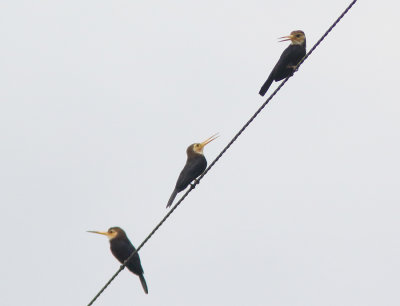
[
  {"left": 87, "top": 230, "right": 110, "bottom": 237},
  {"left": 278, "top": 34, "right": 294, "bottom": 42},
  {"left": 198, "top": 133, "right": 219, "bottom": 150}
]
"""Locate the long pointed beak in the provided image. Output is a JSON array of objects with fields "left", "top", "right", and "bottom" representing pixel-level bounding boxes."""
[
  {"left": 198, "top": 133, "right": 219, "bottom": 149},
  {"left": 278, "top": 35, "right": 293, "bottom": 42},
  {"left": 87, "top": 230, "right": 109, "bottom": 236}
]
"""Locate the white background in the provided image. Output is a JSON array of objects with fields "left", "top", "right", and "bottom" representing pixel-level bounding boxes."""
[{"left": 1, "top": 1, "right": 399, "bottom": 305}]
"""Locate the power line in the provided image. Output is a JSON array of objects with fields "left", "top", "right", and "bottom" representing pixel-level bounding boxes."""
[{"left": 87, "top": 1, "right": 357, "bottom": 304}]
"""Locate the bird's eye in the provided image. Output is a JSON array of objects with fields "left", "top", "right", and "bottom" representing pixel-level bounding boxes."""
[{"left": 296, "top": 34, "right": 301, "bottom": 38}]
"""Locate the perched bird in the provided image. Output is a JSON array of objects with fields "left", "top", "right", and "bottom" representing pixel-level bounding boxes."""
[
  {"left": 166, "top": 134, "right": 218, "bottom": 208},
  {"left": 87, "top": 227, "right": 148, "bottom": 294},
  {"left": 259, "top": 30, "right": 306, "bottom": 96}
]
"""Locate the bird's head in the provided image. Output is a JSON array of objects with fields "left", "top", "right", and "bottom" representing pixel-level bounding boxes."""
[
  {"left": 187, "top": 134, "right": 219, "bottom": 156},
  {"left": 87, "top": 226, "right": 127, "bottom": 241},
  {"left": 279, "top": 30, "right": 306, "bottom": 46}
]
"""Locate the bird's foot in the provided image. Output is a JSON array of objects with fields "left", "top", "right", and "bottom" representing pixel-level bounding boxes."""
[{"left": 190, "top": 179, "right": 200, "bottom": 188}]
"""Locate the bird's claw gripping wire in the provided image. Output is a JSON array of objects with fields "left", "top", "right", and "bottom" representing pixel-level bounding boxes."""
[{"left": 190, "top": 179, "right": 200, "bottom": 189}]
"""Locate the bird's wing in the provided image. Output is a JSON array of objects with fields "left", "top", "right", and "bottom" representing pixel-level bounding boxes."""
[
  {"left": 259, "top": 46, "right": 294, "bottom": 96},
  {"left": 270, "top": 46, "right": 294, "bottom": 81},
  {"left": 175, "top": 157, "right": 207, "bottom": 191},
  {"left": 273, "top": 45, "right": 306, "bottom": 81},
  {"left": 111, "top": 240, "right": 144, "bottom": 275}
]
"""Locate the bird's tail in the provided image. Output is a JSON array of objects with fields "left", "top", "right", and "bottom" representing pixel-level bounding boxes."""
[
  {"left": 139, "top": 274, "right": 148, "bottom": 294},
  {"left": 166, "top": 189, "right": 178, "bottom": 208},
  {"left": 259, "top": 76, "right": 273, "bottom": 96}
]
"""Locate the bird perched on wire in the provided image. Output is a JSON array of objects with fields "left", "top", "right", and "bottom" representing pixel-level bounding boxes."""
[
  {"left": 259, "top": 30, "right": 306, "bottom": 96},
  {"left": 87, "top": 227, "right": 148, "bottom": 294},
  {"left": 166, "top": 134, "right": 219, "bottom": 208}
]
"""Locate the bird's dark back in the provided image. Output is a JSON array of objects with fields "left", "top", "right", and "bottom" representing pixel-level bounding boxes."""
[
  {"left": 176, "top": 154, "right": 207, "bottom": 192},
  {"left": 110, "top": 239, "right": 144, "bottom": 276}
]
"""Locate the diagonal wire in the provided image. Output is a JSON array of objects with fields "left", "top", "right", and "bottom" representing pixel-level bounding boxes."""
[{"left": 87, "top": 1, "right": 357, "bottom": 304}]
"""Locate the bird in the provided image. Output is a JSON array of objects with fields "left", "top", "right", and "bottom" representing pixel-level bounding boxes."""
[
  {"left": 166, "top": 134, "right": 218, "bottom": 208},
  {"left": 87, "top": 227, "right": 148, "bottom": 294},
  {"left": 259, "top": 30, "right": 306, "bottom": 96}
]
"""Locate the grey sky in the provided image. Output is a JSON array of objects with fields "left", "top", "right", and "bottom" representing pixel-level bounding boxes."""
[{"left": 1, "top": 0, "right": 399, "bottom": 305}]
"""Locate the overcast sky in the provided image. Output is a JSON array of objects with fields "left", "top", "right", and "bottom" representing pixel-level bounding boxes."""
[{"left": 1, "top": 1, "right": 399, "bottom": 305}]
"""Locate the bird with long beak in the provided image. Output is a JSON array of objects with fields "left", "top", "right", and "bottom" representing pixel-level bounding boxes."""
[
  {"left": 166, "top": 134, "right": 218, "bottom": 208},
  {"left": 87, "top": 227, "right": 148, "bottom": 294},
  {"left": 259, "top": 30, "right": 306, "bottom": 96}
]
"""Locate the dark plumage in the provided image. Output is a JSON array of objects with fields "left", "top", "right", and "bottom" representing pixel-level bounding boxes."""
[
  {"left": 166, "top": 134, "right": 218, "bottom": 208},
  {"left": 88, "top": 227, "right": 148, "bottom": 294},
  {"left": 259, "top": 30, "right": 306, "bottom": 96}
]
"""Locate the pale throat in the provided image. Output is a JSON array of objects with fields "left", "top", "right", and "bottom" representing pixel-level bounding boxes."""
[{"left": 291, "top": 40, "right": 304, "bottom": 45}]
